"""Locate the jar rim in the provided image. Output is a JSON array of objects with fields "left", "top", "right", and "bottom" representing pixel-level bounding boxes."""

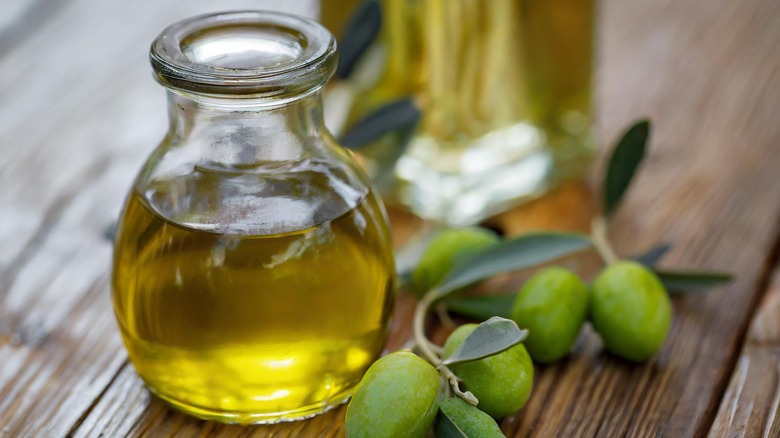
[{"left": 150, "top": 11, "right": 337, "bottom": 97}]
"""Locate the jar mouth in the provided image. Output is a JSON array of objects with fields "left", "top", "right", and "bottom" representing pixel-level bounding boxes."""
[{"left": 151, "top": 11, "right": 337, "bottom": 97}]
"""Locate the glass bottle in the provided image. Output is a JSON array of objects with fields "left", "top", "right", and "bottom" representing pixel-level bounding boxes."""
[
  {"left": 319, "top": 0, "right": 363, "bottom": 38},
  {"left": 348, "top": 0, "right": 595, "bottom": 226},
  {"left": 111, "top": 11, "right": 396, "bottom": 424}
]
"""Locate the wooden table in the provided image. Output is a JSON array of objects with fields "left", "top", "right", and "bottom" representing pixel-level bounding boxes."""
[{"left": 1, "top": 0, "right": 779, "bottom": 436}]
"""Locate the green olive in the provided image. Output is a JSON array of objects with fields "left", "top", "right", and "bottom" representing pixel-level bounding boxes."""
[
  {"left": 346, "top": 351, "right": 440, "bottom": 438},
  {"left": 438, "top": 397, "right": 505, "bottom": 437},
  {"left": 510, "top": 267, "right": 588, "bottom": 363},
  {"left": 591, "top": 261, "right": 672, "bottom": 362},
  {"left": 443, "top": 324, "right": 534, "bottom": 418},
  {"left": 411, "top": 227, "right": 500, "bottom": 296}
]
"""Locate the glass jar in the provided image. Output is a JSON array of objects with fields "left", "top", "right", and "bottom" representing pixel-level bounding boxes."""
[
  {"left": 112, "top": 11, "right": 396, "bottom": 424},
  {"left": 348, "top": 0, "right": 595, "bottom": 226}
]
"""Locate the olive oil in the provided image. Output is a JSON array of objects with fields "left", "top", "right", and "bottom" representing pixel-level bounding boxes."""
[
  {"left": 113, "top": 179, "right": 395, "bottom": 423},
  {"left": 122, "top": 11, "right": 395, "bottom": 424},
  {"left": 371, "top": 0, "right": 593, "bottom": 155},
  {"left": 349, "top": 0, "right": 595, "bottom": 224},
  {"left": 320, "top": 0, "right": 363, "bottom": 38}
]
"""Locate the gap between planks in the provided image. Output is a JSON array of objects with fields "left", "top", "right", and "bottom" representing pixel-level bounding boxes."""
[{"left": 708, "top": 248, "right": 780, "bottom": 437}]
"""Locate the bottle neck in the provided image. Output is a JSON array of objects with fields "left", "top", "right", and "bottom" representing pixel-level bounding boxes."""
[{"left": 166, "top": 89, "right": 326, "bottom": 164}]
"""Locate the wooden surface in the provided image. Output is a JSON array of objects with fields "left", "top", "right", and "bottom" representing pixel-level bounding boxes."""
[
  {"left": 1, "top": 0, "right": 780, "bottom": 437},
  {"left": 710, "top": 264, "right": 780, "bottom": 437}
]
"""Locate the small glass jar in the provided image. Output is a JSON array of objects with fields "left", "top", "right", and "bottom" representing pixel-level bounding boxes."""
[{"left": 112, "top": 11, "right": 396, "bottom": 424}]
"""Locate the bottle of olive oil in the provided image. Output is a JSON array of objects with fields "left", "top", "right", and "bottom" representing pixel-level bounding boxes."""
[
  {"left": 348, "top": 0, "right": 595, "bottom": 225},
  {"left": 113, "top": 12, "right": 395, "bottom": 424}
]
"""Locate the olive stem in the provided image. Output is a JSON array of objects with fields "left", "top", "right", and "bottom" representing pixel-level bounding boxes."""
[
  {"left": 591, "top": 216, "right": 619, "bottom": 265},
  {"left": 438, "top": 366, "right": 479, "bottom": 406},
  {"left": 413, "top": 289, "right": 481, "bottom": 406},
  {"left": 436, "top": 302, "right": 456, "bottom": 329},
  {"left": 441, "top": 374, "right": 453, "bottom": 398},
  {"left": 412, "top": 292, "right": 442, "bottom": 365}
]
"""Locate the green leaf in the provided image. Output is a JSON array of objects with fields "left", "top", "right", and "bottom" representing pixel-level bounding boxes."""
[
  {"left": 446, "top": 294, "right": 517, "bottom": 320},
  {"left": 441, "top": 317, "right": 528, "bottom": 366},
  {"left": 436, "top": 409, "right": 469, "bottom": 438},
  {"left": 436, "top": 398, "right": 506, "bottom": 438},
  {"left": 336, "top": 0, "right": 381, "bottom": 79},
  {"left": 340, "top": 98, "right": 421, "bottom": 150},
  {"left": 368, "top": 126, "right": 417, "bottom": 191},
  {"left": 654, "top": 269, "right": 734, "bottom": 293},
  {"left": 603, "top": 120, "right": 651, "bottom": 217},
  {"left": 633, "top": 243, "right": 671, "bottom": 266},
  {"left": 434, "top": 396, "right": 506, "bottom": 438},
  {"left": 433, "top": 232, "right": 592, "bottom": 300}
]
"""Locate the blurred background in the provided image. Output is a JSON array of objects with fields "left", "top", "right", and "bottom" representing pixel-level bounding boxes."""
[
  {"left": 3, "top": 0, "right": 596, "bottom": 232},
  {"left": 4, "top": 0, "right": 771, "bottom": 243},
  {"left": 6, "top": 0, "right": 773, "bottom": 242}
]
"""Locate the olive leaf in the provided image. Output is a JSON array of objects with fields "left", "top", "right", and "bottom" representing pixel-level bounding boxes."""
[
  {"left": 435, "top": 409, "right": 470, "bottom": 438},
  {"left": 433, "top": 232, "right": 592, "bottom": 300},
  {"left": 633, "top": 243, "right": 671, "bottom": 266},
  {"left": 336, "top": 0, "right": 382, "bottom": 79},
  {"left": 603, "top": 120, "right": 650, "bottom": 218},
  {"left": 435, "top": 398, "right": 507, "bottom": 438},
  {"left": 369, "top": 126, "right": 419, "bottom": 192},
  {"left": 654, "top": 269, "right": 733, "bottom": 293},
  {"left": 340, "top": 98, "right": 421, "bottom": 150},
  {"left": 441, "top": 317, "right": 528, "bottom": 366},
  {"left": 445, "top": 294, "right": 517, "bottom": 320}
]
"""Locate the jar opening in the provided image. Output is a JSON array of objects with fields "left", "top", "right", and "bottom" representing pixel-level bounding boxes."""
[{"left": 151, "top": 11, "right": 337, "bottom": 97}]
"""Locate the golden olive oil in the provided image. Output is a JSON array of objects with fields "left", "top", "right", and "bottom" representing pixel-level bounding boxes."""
[
  {"left": 113, "top": 186, "right": 395, "bottom": 423},
  {"left": 372, "top": 0, "right": 593, "bottom": 150},
  {"left": 320, "top": 0, "right": 363, "bottom": 38},
  {"left": 348, "top": 0, "right": 595, "bottom": 224}
]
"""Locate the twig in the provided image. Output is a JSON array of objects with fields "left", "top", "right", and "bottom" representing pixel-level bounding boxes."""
[
  {"left": 591, "top": 216, "right": 619, "bottom": 265},
  {"left": 413, "top": 292, "right": 442, "bottom": 365},
  {"left": 439, "top": 366, "right": 478, "bottom": 406},
  {"left": 436, "top": 302, "right": 456, "bottom": 329},
  {"left": 413, "top": 289, "right": 480, "bottom": 406}
]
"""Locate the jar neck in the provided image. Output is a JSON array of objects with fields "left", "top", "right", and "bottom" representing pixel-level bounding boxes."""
[{"left": 166, "top": 89, "right": 326, "bottom": 163}]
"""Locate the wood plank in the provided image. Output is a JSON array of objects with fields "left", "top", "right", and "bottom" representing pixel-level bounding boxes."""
[
  {"left": 0, "top": 170, "right": 127, "bottom": 436},
  {"left": 496, "top": 0, "right": 780, "bottom": 434},
  {"left": 497, "top": 0, "right": 780, "bottom": 436},
  {"left": 0, "top": 1, "right": 317, "bottom": 436},
  {"left": 0, "top": 0, "right": 68, "bottom": 58},
  {"left": 709, "top": 263, "right": 780, "bottom": 437}
]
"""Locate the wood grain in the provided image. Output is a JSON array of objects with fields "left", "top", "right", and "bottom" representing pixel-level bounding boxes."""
[
  {"left": 1, "top": 0, "right": 779, "bottom": 436},
  {"left": 495, "top": 0, "right": 780, "bottom": 435},
  {"left": 709, "top": 264, "right": 780, "bottom": 438},
  {"left": 0, "top": 1, "right": 317, "bottom": 436}
]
